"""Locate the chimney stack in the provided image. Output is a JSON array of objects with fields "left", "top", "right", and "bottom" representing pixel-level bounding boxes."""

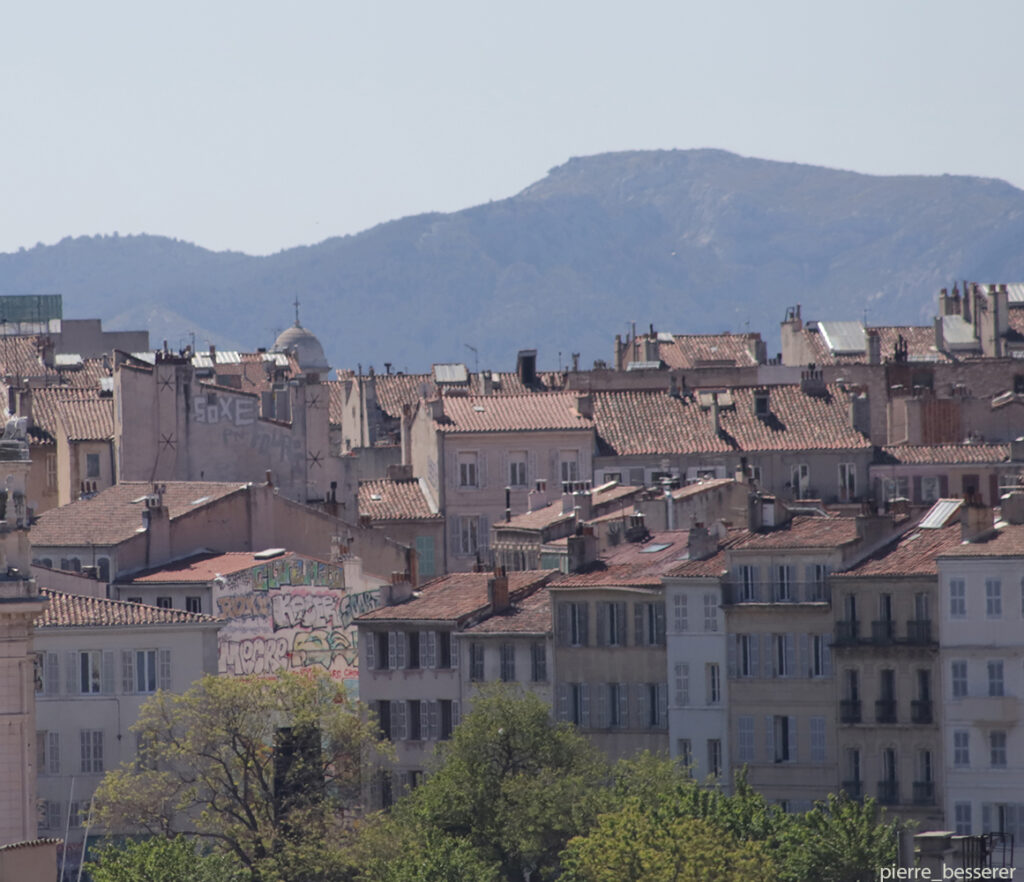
[
  {"left": 576, "top": 393, "right": 594, "bottom": 420},
  {"left": 488, "top": 571, "right": 510, "bottom": 613}
]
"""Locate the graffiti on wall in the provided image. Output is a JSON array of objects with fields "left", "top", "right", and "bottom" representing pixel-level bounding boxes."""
[{"left": 217, "top": 555, "right": 380, "bottom": 680}]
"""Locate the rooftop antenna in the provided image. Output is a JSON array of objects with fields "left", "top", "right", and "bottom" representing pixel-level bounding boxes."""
[
  {"left": 293, "top": 295, "right": 301, "bottom": 327},
  {"left": 464, "top": 344, "right": 478, "bottom": 374}
]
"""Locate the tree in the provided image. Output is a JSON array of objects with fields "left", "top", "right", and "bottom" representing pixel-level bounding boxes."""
[
  {"left": 92, "top": 672, "right": 389, "bottom": 882},
  {"left": 367, "top": 684, "right": 610, "bottom": 882},
  {"left": 86, "top": 836, "right": 243, "bottom": 882}
]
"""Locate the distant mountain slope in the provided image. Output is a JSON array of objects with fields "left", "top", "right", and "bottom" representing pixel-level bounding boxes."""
[{"left": 3, "top": 149, "right": 1024, "bottom": 372}]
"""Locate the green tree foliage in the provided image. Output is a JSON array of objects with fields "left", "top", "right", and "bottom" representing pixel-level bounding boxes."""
[
  {"left": 85, "top": 836, "right": 243, "bottom": 882},
  {"left": 363, "top": 684, "right": 610, "bottom": 882},
  {"left": 92, "top": 672, "right": 389, "bottom": 882}
]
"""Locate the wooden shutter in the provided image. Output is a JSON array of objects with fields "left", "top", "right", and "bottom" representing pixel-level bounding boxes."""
[
  {"left": 580, "top": 684, "right": 591, "bottom": 728},
  {"left": 595, "top": 683, "right": 608, "bottom": 728},
  {"left": 387, "top": 632, "right": 398, "bottom": 669},
  {"left": 395, "top": 632, "right": 407, "bottom": 669},
  {"left": 657, "top": 683, "right": 668, "bottom": 728},
  {"left": 727, "top": 635, "right": 738, "bottom": 678},
  {"left": 634, "top": 604, "right": 644, "bottom": 646},
  {"left": 364, "top": 630, "right": 376, "bottom": 670},
  {"left": 424, "top": 631, "right": 436, "bottom": 669},
  {"left": 121, "top": 651, "right": 134, "bottom": 695},
  {"left": 618, "top": 683, "right": 629, "bottom": 728},
  {"left": 596, "top": 603, "right": 607, "bottom": 647},
  {"left": 823, "top": 634, "right": 833, "bottom": 676},
  {"left": 65, "top": 652, "right": 77, "bottom": 694},
  {"left": 654, "top": 603, "right": 665, "bottom": 644},
  {"left": 765, "top": 715, "right": 775, "bottom": 762},
  {"left": 750, "top": 635, "right": 761, "bottom": 678},
  {"left": 102, "top": 651, "right": 115, "bottom": 694},
  {"left": 798, "top": 634, "right": 810, "bottom": 678},
  {"left": 158, "top": 650, "right": 172, "bottom": 691},
  {"left": 45, "top": 652, "right": 59, "bottom": 696},
  {"left": 578, "top": 603, "right": 589, "bottom": 647},
  {"left": 787, "top": 716, "right": 798, "bottom": 762},
  {"left": 634, "top": 684, "right": 648, "bottom": 729},
  {"left": 556, "top": 603, "right": 569, "bottom": 646},
  {"left": 48, "top": 732, "right": 60, "bottom": 775},
  {"left": 556, "top": 683, "right": 569, "bottom": 721},
  {"left": 784, "top": 635, "right": 795, "bottom": 678}
]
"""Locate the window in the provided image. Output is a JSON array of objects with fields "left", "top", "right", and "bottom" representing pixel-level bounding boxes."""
[
  {"left": 988, "top": 661, "right": 1004, "bottom": 697},
  {"left": 37, "top": 652, "right": 59, "bottom": 696},
  {"left": 185, "top": 596, "right": 202, "bottom": 614},
  {"left": 508, "top": 453, "right": 527, "bottom": 488},
  {"left": 407, "top": 701, "right": 422, "bottom": 741},
  {"left": 606, "top": 683, "right": 628, "bottom": 728},
  {"left": 952, "top": 660, "right": 968, "bottom": 698},
  {"left": 845, "top": 669, "right": 860, "bottom": 701},
  {"left": 703, "top": 594, "right": 718, "bottom": 632},
  {"left": 458, "top": 452, "right": 478, "bottom": 488},
  {"left": 135, "top": 650, "right": 158, "bottom": 693},
  {"left": 458, "top": 516, "right": 479, "bottom": 555},
  {"left": 737, "top": 565, "right": 758, "bottom": 601},
  {"left": 770, "top": 715, "right": 796, "bottom": 763},
  {"left": 846, "top": 748, "right": 861, "bottom": 785},
  {"left": 707, "top": 739, "right": 722, "bottom": 777},
  {"left": 86, "top": 453, "right": 100, "bottom": 478},
  {"left": 706, "top": 663, "right": 720, "bottom": 705},
  {"left": 156, "top": 596, "right": 173, "bottom": 609},
  {"left": 950, "top": 579, "right": 966, "bottom": 618},
  {"left": 389, "top": 700, "right": 407, "bottom": 741},
  {"left": 838, "top": 462, "right": 856, "bottom": 501},
  {"left": 568, "top": 683, "right": 589, "bottom": 727},
  {"left": 37, "top": 731, "right": 60, "bottom": 775},
  {"left": 80, "top": 730, "right": 104, "bottom": 774},
  {"left": 775, "top": 565, "right": 794, "bottom": 602},
  {"left": 406, "top": 632, "right": 420, "bottom": 669},
  {"left": 791, "top": 463, "right": 809, "bottom": 497},
  {"left": 499, "top": 644, "right": 515, "bottom": 682},
  {"left": 415, "top": 536, "right": 436, "bottom": 579},
  {"left": 807, "top": 564, "right": 828, "bottom": 602},
  {"left": 647, "top": 682, "right": 667, "bottom": 728},
  {"left": 79, "top": 650, "right": 104, "bottom": 694},
  {"left": 883, "top": 476, "right": 909, "bottom": 501},
  {"left": 738, "top": 634, "right": 757, "bottom": 678},
  {"left": 810, "top": 717, "right": 826, "bottom": 763},
  {"left": 45, "top": 453, "right": 57, "bottom": 490},
  {"left": 635, "top": 602, "right": 665, "bottom": 646},
  {"left": 990, "top": 731, "right": 1007, "bottom": 768},
  {"left": 810, "top": 634, "right": 829, "bottom": 678},
  {"left": 954, "top": 802, "right": 972, "bottom": 836},
  {"left": 673, "top": 593, "right": 688, "bottom": 632},
  {"left": 986, "top": 579, "right": 1002, "bottom": 618},
  {"left": 772, "top": 634, "right": 794, "bottom": 678},
  {"left": 469, "top": 643, "right": 485, "bottom": 682},
  {"left": 953, "top": 730, "right": 970, "bottom": 767},
  {"left": 387, "top": 632, "right": 408, "bottom": 669},
  {"left": 920, "top": 476, "right": 940, "bottom": 503},
  {"left": 438, "top": 632, "right": 454, "bottom": 669},
  {"left": 677, "top": 738, "right": 693, "bottom": 772},
  {"left": 597, "top": 601, "right": 627, "bottom": 646},
  {"left": 674, "top": 662, "right": 689, "bottom": 706},
  {"left": 530, "top": 642, "right": 547, "bottom": 682},
  {"left": 439, "top": 700, "right": 457, "bottom": 740},
  {"left": 737, "top": 716, "right": 755, "bottom": 763},
  {"left": 558, "top": 602, "right": 589, "bottom": 647},
  {"left": 559, "top": 453, "right": 579, "bottom": 484}
]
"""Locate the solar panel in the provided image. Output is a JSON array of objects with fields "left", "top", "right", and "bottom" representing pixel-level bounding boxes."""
[
  {"left": 818, "top": 321, "right": 865, "bottom": 356},
  {"left": 432, "top": 363, "right": 469, "bottom": 384},
  {"left": 918, "top": 498, "right": 963, "bottom": 529}
]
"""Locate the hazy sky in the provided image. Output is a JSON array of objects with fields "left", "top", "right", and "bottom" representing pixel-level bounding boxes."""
[{"left": 2, "top": 0, "right": 1022, "bottom": 256}]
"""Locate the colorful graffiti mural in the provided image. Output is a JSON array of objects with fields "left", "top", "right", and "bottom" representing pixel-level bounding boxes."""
[{"left": 216, "top": 555, "right": 380, "bottom": 680}]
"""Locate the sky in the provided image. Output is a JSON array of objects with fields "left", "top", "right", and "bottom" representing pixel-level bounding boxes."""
[{"left": 2, "top": 0, "right": 1022, "bottom": 256}]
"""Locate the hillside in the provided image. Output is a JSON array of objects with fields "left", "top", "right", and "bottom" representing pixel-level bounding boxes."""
[{"left": 2, "top": 149, "right": 1023, "bottom": 371}]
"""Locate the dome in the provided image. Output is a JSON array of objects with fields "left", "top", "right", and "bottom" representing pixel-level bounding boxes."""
[{"left": 272, "top": 323, "right": 330, "bottom": 375}]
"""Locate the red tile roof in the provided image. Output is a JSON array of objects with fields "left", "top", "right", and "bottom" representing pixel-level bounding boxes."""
[
  {"left": 461, "top": 588, "right": 552, "bottom": 635},
  {"left": 730, "top": 516, "right": 861, "bottom": 550},
  {"left": 37, "top": 588, "right": 219, "bottom": 627},
  {"left": 880, "top": 443, "right": 1010, "bottom": 465},
  {"left": 328, "top": 380, "right": 346, "bottom": 427},
  {"left": 835, "top": 525, "right": 962, "bottom": 577},
  {"left": 549, "top": 532, "right": 693, "bottom": 588},
  {"left": 372, "top": 371, "right": 567, "bottom": 420},
  {"left": 499, "top": 501, "right": 574, "bottom": 532},
  {"left": 125, "top": 550, "right": 291, "bottom": 583},
  {"left": 431, "top": 393, "right": 593, "bottom": 434},
  {"left": 31, "top": 388, "right": 114, "bottom": 441},
  {"left": 938, "top": 523, "right": 1024, "bottom": 557},
  {"left": 31, "top": 481, "right": 249, "bottom": 548},
  {"left": 801, "top": 325, "right": 951, "bottom": 365},
  {"left": 358, "top": 478, "right": 441, "bottom": 521},
  {"left": 641, "top": 333, "right": 762, "bottom": 369},
  {"left": 593, "top": 386, "right": 870, "bottom": 456},
  {"left": 357, "top": 570, "right": 554, "bottom": 622}
]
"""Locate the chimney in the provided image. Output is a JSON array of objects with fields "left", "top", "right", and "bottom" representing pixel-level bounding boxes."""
[
  {"left": 517, "top": 350, "right": 537, "bottom": 386},
  {"left": 963, "top": 282, "right": 973, "bottom": 324},
  {"left": 528, "top": 479, "right": 548, "bottom": 513},
  {"left": 567, "top": 530, "right": 598, "bottom": 572},
  {"left": 562, "top": 486, "right": 575, "bottom": 514},
  {"left": 576, "top": 393, "right": 594, "bottom": 420},
  {"left": 709, "top": 394, "right": 721, "bottom": 436},
  {"left": 664, "top": 485, "right": 675, "bottom": 530},
  {"left": 866, "top": 329, "right": 881, "bottom": 365},
  {"left": 573, "top": 488, "right": 593, "bottom": 523},
  {"left": 428, "top": 397, "right": 445, "bottom": 420},
  {"left": 800, "top": 368, "right": 827, "bottom": 397},
  {"left": 209, "top": 344, "right": 217, "bottom": 364},
  {"left": 643, "top": 337, "right": 660, "bottom": 363},
  {"left": 687, "top": 524, "right": 716, "bottom": 560},
  {"left": 961, "top": 499, "right": 994, "bottom": 543},
  {"left": 1011, "top": 437, "right": 1024, "bottom": 463},
  {"left": 933, "top": 316, "right": 945, "bottom": 353},
  {"left": 143, "top": 485, "right": 171, "bottom": 567},
  {"left": 849, "top": 391, "right": 870, "bottom": 435},
  {"left": 1001, "top": 491, "right": 1024, "bottom": 526},
  {"left": 478, "top": 370, "right": 493, "bottom": 396},
  {"left": 488, "top": 571, "right": 510, "bottom": 613},
  {"left": 386, "top": 463, "right": 413, "bottom": 481}
]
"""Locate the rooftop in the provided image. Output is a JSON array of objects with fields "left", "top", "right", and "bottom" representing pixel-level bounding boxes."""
[
  {"left": 31, "top": 481, "right": 249, "bottom": 548},
  {"left": 938, "top": 522, "right": 1024, "bottom": 558},
  {"left": 460, "top": 588, "right": 552, "bottom": 635},
  {"left": 429, "top": 392, "right": 593, "bottom": 434},
  {"left": 549, "top": 531, "right": 694, "bottom": 589},
  {"left": 730, "top": 515, "right": 861, "bottom": 550},
  {"left": 357, "top": 570, "right": 554, "bottom": 623},
  {"left": 37, "top": 588, "right": 219, "bottom": 628},
  {"left": 124, "top": 549, "right": 295, "bottom": 584},
  {"left": 654, "top": 332, "right": 762, "bottom": 369},
  {"left": 879, "top": 443, "right": 1010, "bottom": 465},
  {"left": 358, "top": 478, "right": 441, "bottom": 522},
  {"left": 31, "top": 387, "right": 113, "bottom": 442},
  {"left": 835, "top": 525, "right": 962, "bottom": 577}
]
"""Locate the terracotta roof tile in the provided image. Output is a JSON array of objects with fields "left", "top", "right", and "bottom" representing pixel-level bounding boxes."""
[
  {"left": 31, "top": 388, "right": 114, "bottom": 442},
  {"left": 632, "top": 333, "right": 762, "bottom": 369},
  {"left": 879, "top": 443, "right": 1010, "bottom": 465},
  {"left": 836, "top": 525, "right": 962, "bottom": 577},
  {"left": 328, "top": 380, "right": 346, "bottom": 427},
  {"left": 501, "top": 502, "right": 574, "bottom": 532},
  {"left": 126, "top": 550, "right": 290, "bottom": 583},
  {"left": 372, "top": 371, "right": 566, "bottom": 420},
  {"left": 357, "top": 570, "right": 554, "bottom": 622},
  {"left": 461, "top": 588, "right": 552, "bottom": 634},
  {"left": 801, "top": 325, "right": 951, "bottom": 365},
  {"left": 37, "top": 588, "right": 219, "bottom": 627},
  {"left": 549, "top": 532, "right": 693, "bottom": 588},
  {"left": 358, "top": 478, "right": 441, "bottom": 521},
  {"left": 593, "top": 386, "right": 870, "bottom": 456},
  {"left": 731, "top": 515, "right": 861, "bottom": 550},
  {"left": 939, "top": 523, "right": 1024, "bottom": 557},
  {"left": 31, "top": 481, "right": 249, "bottom": 548},
  {"left": 432, "top": 393, "right": 593, "bottom": 434}
]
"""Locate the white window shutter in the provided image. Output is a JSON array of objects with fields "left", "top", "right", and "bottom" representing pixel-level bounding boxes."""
[
  {"left": 727, "top": 636, "right": 738, "bottom": 678},
  {"left": 450, "top": 637, "right": 459, "bottom": 669},
  {"left": 634, "top": 604, "right": 644, "bottom": 646},
  {"left": 618, "top": 682, "right": 630, "bottom": 727},
  {"left": 580, "top": 684, "right": 591, "bottom": 728},
  {"left": 634, "top": 684, "right": 648, "bottom": 729},
  {"left": 427, "top": 701, "right": 439, "bottom": 740},
  {"left": 823, "top": 635, "right": 833, "bottom": 676},
  {"left": 387, "top": 632, "right": 398, "bottom": 669},
  {"left": 45, "top": 652, "right": 59, "bottom": 696},
  {"left": 595, "top": 683, "right": 608, "bottom": 728},
  {"left": 65, "top": 652, "right": 77, "bottom": 694},
  {"left": 556, "top": 683, "right": 569, "bottom": 721},
  {"left": 788, "top": 716, "right": 798, "bottom": 762},
  {"left": 392, "top": 701, "right": 407, "bottom": 741},
  {"left": 784, "top": 635, "right": 795, "bottom": 678},
  {"left": 657, "top": 683, "right": 668, "bottom": 728},
  {"left": 396, "top": 632, "right": 407, "bottom": 669},
  {"left": 121, "top": 651, "right": 134, "bottom": 695},
  {"left": 799, "top": 634, "right": 810, "bottom": 678},
  {"left": 48, "top": 732, "right": 60, "bottom": 775},
  {"left": 102, "top": 651, "right": 115, "bottom": 694},
  {"left": 158, "top": 649, "right": 172, "bottom": 691},
  {"left": 364, "top": 631, "right": 376, "bottom": 670},
  {"left": 452, "top": 701, "right": 460, "bottom": 727},
  {"left": 750, "top": 635, "right": 761, "bottom": 678},
  {"left": 596, "top": 603, "right": 607, "bottom": 647},
  {"left": 765, "top": 715, "right": 775, "bottom": 762},
  {"left": 420, "top": 701, "right": 431, "bottom": 739},
  {"left": 761, "top": 637, "right": 772, "bottom": 680},
  {"left": 556, "top": 603, "right": 569, "bottom": 645}
]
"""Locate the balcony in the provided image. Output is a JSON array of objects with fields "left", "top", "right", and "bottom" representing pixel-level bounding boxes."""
[
  {"left": 911, "top": 699, "right": 933, "bottom": 724},
  {"left": 834, "top": 620, "right": 859, "bottom": 646},
  {"left": 913, "top": 781, "right": 936, "bottom": 806},
  {"left": 840, "top": 699, "right": 862, "bottom": 724},
  {"left": 723, "top": 580, "right": 830, "bottom": 605},
  {"left": 841, "top": 780, "right": 863, "bottom": 800},
  {"left": 877, "top": 779, "right": 900, "bottom": 805},
  {"left": 871, "top": 620, "right": 895, "bottom": 644},
  {"left": 875, "top": 699, "right": 897, "bottom": 724},
  {"left": 905, "top": 619, "right": 933, "bottom": 644}
]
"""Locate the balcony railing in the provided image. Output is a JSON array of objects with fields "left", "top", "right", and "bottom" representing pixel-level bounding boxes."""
[
  {"left": 835, "top": 620, "right": 859, "bottom": 645},
  {"left": 722, "top": 580, "right": 830, "bottom": 604},
  {"left": 871, "top": 620, "right": 895, "bottom": 644},
  {"left": 877, "top": 779, "right": 900, "bottom": 805},
  {"left": 913, "top": 781, "right": 936, "bottom": 805},
  {"left": 875, "top": 699, "right": 897, "bottom": 724},
  {"left": 906, "top": 619, "right": 933, "bottom": 644},
  {"left": 840, "top": 699, "right": 862, "bottom": 724},
  {"left": 841, "top": 780, "right": 863, "bottom": 800},
  {"left": 911, "top": 699, "right": 933, "bottom": 724}
]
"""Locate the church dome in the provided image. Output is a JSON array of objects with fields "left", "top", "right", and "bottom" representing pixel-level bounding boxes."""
[{"left": 272, "top": 323, "right": 330, "bottom": 375}]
